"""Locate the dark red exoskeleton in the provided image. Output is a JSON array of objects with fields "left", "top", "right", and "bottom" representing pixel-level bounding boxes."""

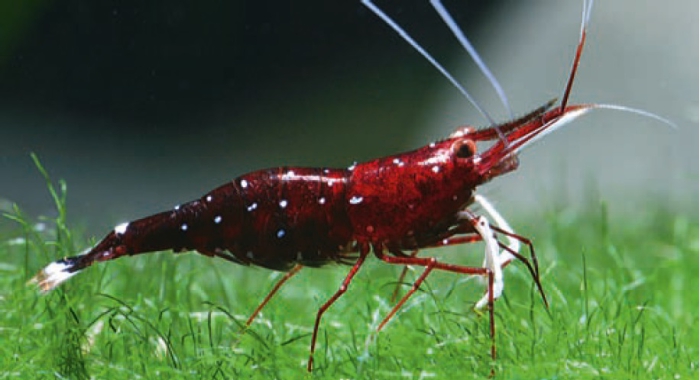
[{"left": 32, "top": 0, "right": 666, "bottom": 372}]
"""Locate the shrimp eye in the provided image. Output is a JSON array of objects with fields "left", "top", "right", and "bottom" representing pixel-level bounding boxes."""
[{"left": 453, "top": 139, "right": 477, "bottom": 158}]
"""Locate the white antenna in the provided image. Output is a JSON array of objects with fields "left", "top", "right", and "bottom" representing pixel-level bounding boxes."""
[
  {"left": 361, "top": 0, "right": 495, "bottom": 125},
  {"left": 581, "top": 0, "right": 594, "bottom": 35},
  {"left": 590, "top": 103, "right": 677, "bottom": 129},
  {"left": 429, "top": 0, "right": 513, "bottom": 118}
]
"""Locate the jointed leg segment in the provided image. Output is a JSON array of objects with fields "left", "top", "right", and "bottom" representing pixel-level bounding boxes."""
[
  {"left": 374, "top": 214, "right": 503, "bottom": 360},
  {"left": 244, "top": 264, "right": 303, "bottom": 327},
  {"left": 307, "top": 244, "right": 371, "bottom": 372},
  {"left": 377, "top": 195, "right": 547, "bottom": 361}
]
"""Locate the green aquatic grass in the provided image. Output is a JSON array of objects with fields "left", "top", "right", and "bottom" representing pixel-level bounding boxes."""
[{"left": 1, "top": 157, "right": 697, "bottom": 379}]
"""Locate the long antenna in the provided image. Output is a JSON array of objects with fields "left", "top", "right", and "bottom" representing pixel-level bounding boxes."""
[
  {"left": 560, "top": 0, "right": 594, "bottom": 112},
  {"left": 430, "top": 0, "right": 513, "bottom": 118},
  {"left": 361, "top": 0, "right": 494, "bottom": 125}
]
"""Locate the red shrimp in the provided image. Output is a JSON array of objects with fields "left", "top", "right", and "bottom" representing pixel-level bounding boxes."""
[{"left": 31, "top": 0, "right": 666, "bottom": 372}]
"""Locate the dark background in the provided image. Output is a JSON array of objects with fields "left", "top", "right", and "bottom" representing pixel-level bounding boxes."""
[
  {"left": 0, "top": 0, "right": 495, "bottom": 228},
  {"left": 1, "top": 0, "right": 495, "bottom": 126},
  {"left": 0, "top": 0, "right": 697, "bottom": 236}
]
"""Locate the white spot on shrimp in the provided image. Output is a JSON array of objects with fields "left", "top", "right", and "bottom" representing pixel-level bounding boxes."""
[
  {"left": 287, "top": 170, "right": 295, "bottom": 177},
  {"left": 247, "top": 202, "right": 258, "bottom": 212},
  {"left": 279, "top": 199, "right": 288, "bottom": 209},
  {"left": 392, "top": 158, "right": 405, "bottom": 167},
  {"left": 246, "top": 251, "right": 254, "bottom": 259},
  {"left": 114, "top": 222, "right": 129, "bottom": 235},
  {"left": 429, "top": 142, "right": 436, "bottom": 148},
  {"left": 348, "top": 162, "right": 357, "bottom": 171},
  {"left": 318, "top": 197, "right": 326, "bottom": 205},
  {"left": 452, "top": 195, "right": 458, "bottom": 201},
  {"left": 349, "top": 196, "right": 363, "bottom": 205},
  {"left": 432, "top": 165, "right": 440, "bottom": 173},
  {"left": 276, "top": 229, "right": 286, "bottom": 238},
  {"left": 174, "top": 205, "right": 181, "bottom": 211},
  {"left": 206, "top": 195, "right": 212, "bottom": 202},
  {"left": 442, "top": 239, "right": 449, "bottom": 245},
  {"left": 473, "top": 156, "right": 482, "bottom": 164},
  {"left": 214, "top": 215, "right": 222, "bottom": 224},
  {"left": 181, "top": 223, "right": 188, "bottom": 231},
  {"left": 323, "top": 168, "right": 330, "bottom": 174},
  {"left": 240, "top": 179, "right": 248, "bottom": 189}
]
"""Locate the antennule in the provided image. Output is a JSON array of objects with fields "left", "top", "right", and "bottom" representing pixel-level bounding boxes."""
[
  {"left": 430, "top": 0, "right": 512, "bottom": 118},
  {"left": 560, "top": 0, "right": 594, "bottom": 112},
  {"left": 362, "top": 0, "right": 494, "bottom": 124}
]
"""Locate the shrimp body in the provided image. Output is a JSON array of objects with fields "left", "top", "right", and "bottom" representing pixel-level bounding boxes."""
[{"left": 28, "top": 0, "right": 646, "bottom": 373}]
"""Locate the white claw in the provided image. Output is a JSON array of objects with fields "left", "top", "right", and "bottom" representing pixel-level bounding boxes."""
[
  {"left": 471, "top": 216, "right": 504, "bottom": 310},
  {"left": 474, "top": 194, "right": 518, "bottom": 267}
]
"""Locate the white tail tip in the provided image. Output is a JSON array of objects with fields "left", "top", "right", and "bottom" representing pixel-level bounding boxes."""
[{"left": 29, "top": 260, "right": 80, "bottom": 293}]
